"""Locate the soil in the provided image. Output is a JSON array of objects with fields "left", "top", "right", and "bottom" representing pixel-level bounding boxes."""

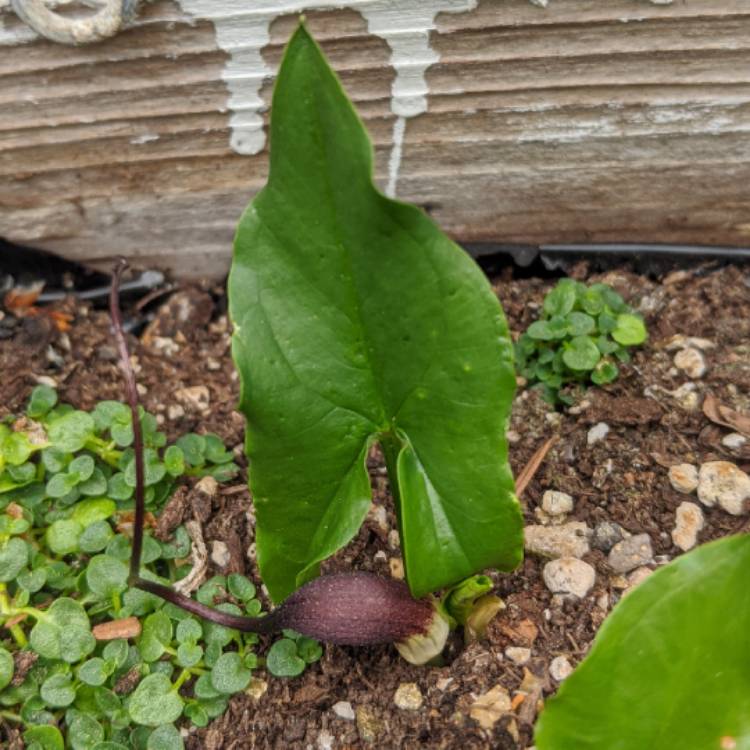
[{"left": 1, "top": 260, "right": 749, "bottom": 750}]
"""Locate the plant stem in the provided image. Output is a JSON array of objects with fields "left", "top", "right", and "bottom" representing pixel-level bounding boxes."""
[
  {"left": 172, "top": 668, "right": 192, "bottom": 692},
  {"left": 0, "top": 584, "right": 29, "bottom": 647}
]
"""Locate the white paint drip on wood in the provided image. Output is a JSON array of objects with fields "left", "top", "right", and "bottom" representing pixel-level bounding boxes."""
[
  {"left": 172, "top": 0, "right": 477, "bottom": 157},
  {"left": 386, "top": 115, "right": 406, "bottom": 197}
]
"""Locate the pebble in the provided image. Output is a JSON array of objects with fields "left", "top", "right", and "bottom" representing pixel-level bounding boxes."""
[
  {"left": 317, "top": 730, "right": 334, "bottom": 750},
  {"left": 356, "top": 706, "right": 382, "bottom": 743},
  {"left": 175, "top": 385, "right": 210, "bottom": 412},
  {"left": 671, "top": 502, "right": 705, "bottom": 551},
  {"left": 368, "top": 505, "right": 389, "bottom": 533},
  {"left": 542, "top": 558, "right": 596, "bottom": 598},
  {"left": 210, "top": 541, "right": 231, "bottom": 569},
  {"left": 668, "top": 463, "right": 699, "bottom": 494},
  {"left": 665, "top": 335, "right": 715, "bottom": 351},
  {"left": 549, "top": 656, "right": 573, "bottom": 682},
  {"left": 332, "top": 701, "right": 355, "bottom": 721},
  {"left": 673, "top": 382, "right": 700, "bottom": 412},
  {"left": 388, "top": 558, "right": 404, "bottom": 580},
  {"left": 722, "top": 433, "right": 748, "bottom": 450},
  {"left": 673, "top": 347, "right": 707, "bottom": 378},
  {"left": 246, "top": 678, "right": 268, "bottom": 700},
  {"left": 387, "top": 529, "right": 400, "bottom": 549},
  {"left": 608, "top": 533, "right": 653, "bottom": 573},
  {"left": 167, "top": 404, "right": 185, "bottom": 421},
  {"left": 587, "top": 422, "right": 610, "bottom": 445},
  {"left": 505, "top": 647, "right": 532, "bottom": 665},
  {"left": 524, "top": 522, "right": 591, "bottom": 559},
  {"left": 624, "top": 566, "right": 653, "bottom": 595},
  {"left": 697, "top": 461, "right": 750, "bottom": 515},
  {"left": 393, "top": 683, "right": 423, "bottom": 711},
  {"left": 469, "top": 685, "right": 511, "bottom": 730},
  {"left": 541, "top": 490, "right": 574, "bottom": 516},
  {"left": 35, "top": 375, "right": 57, "bottom": 388},
  {"left": 590, "top": 521, "right": 624, "bottom": 552}
]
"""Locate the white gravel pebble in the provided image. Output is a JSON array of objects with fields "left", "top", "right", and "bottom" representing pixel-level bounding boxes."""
[
  {"left": 542, "top": 490, "right": 574, "bottom": 516},
  {"left": 697, "top": 461, "right": 750, "bottom": 515},
  {"left": 524, "top": 522, "right": 591, "bottom": 559},
  {"left": 549, "top": 656, "right": 573, "bottom": 681},
  {"left": 505, "top": 647, "right": 532, "bottom": 665},
  {"left": 673, "top": 347, "right": 707, "bottom": 378},
  {"left": 671, "top": 502, "right": 705, "bottom": 551},
  {"left": 587, "top": 422, "right": 610, "bottom": 445},
  {"left": 668, "top": 463, "right": 699, "bottom": 494},
  {"left": 333, "top": 701, "right": 356, "bottom": 721},
  {"left": 543, "top": 558, "right": 596, "bottom": 598},
  {"left": 722, "top": 433, "right": 748, "bottom": 450},
  {"left": 394, "top": 683, "right": 423, "bottom": 711},
  {"left": 608, "top": 534, "right": 653, "bottom": 573},
  {"left": 209, "top": 540, "right": 231, "bottom": 569}
]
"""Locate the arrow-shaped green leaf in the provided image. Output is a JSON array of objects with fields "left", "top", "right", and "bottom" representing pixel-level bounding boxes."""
[{"left": 229, "top": 24, "right": 522, "bottom": 602}]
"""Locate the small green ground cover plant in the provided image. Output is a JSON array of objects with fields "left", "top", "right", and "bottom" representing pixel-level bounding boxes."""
[
  {"left": 0, "top": 387, "right": 321, "bottom": 748},
  {"left": 515, "top": 278, "right": 647, "bottom": 404}
]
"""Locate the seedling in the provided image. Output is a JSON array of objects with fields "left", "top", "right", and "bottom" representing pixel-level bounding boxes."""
[{"left": 515, "top": 279, "right": 647, "bottom": 404}]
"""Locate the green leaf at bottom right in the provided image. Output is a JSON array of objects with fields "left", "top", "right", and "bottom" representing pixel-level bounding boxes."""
[{"left": 535, "top": 535, "right": 750, "bottom": 750}]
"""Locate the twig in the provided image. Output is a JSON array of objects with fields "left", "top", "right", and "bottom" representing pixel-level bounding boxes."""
[{"left": 515, "top": 436, "right": 559, "bottom": 498}]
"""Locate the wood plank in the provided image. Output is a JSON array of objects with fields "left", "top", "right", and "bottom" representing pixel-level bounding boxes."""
[{"left": 0, "top": 0, "right": 749, "bottom": 277}]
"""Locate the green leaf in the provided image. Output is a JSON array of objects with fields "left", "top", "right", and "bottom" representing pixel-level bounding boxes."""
[
  {"left": 175, "top": 618, "right": 202, "bottom": 644},
  {"left": 591, "top": 360, "right": 618, "bottom": 385},
  {"left": 69, "top": 455, "right": 95, "bottom": 482},
  {"left": 0, "top": 536, "right": 29, "bottom": 581},
  {"left": 176, "top": 642, "right": 203, "bottom": 668},
  {"left": 124, "top": 449, "right": 166, "bottom": 488},
  {"left": 227, "top": 574, "right": 256, "bottom": 602},
  {"left": 210, "top": 652, "right": 252, "bottom": 694},
  {"left": 611, "top": 313, "right": 647, "bottom": 346},
  {"left": 138, "top": 611, "right": 173, "bottom": 662},
  {"left": 146, "top": 724, "right": 184, "bottom": 750},
  {"left": 578, "top": 288, "right": 604, "bottom": 316},
  {"left": 562, "top": 336, "right": 601, "bottom": 372},
  {"left": 107, "top": 473, "right": 133, "bottom": 501},
  {"left": 3, "top": 432, "right": 34, "bottom": 466},
  {"left": 543, "top": 279, "right": 578, "bottom": 317},
  {"left": 18, "top": 567, "right": 47, "bottom": 592},
  {"left": 79, "top": 520, "right": 115, "bottom": 553},
  {"left": 23, "top": 726, "right": 64, "bottom": 750},
  {"left": 86, "top": 554, "right": 129, "bottom": 599},
  {"left": 265, "top": 639, "right": 305, "bottom": 678},
  {"left": 0, "top": 646, "right": 14, "bottom": 690},
  {"left": 565, "top": 311, "right": 595, "bottom": 336},
  {"left": 79, "top": 468, "right": 108, "bottom": 497},
  {"left": 175, "top": 434, "right": 205, "bottom": 467},
  {"left": 163, "top": 446, "right": 185, "bottom": 477},
  {"left": 40, "top": 672, "right": 76, "bottom": 707},
  {"left": 71, "top": 497, "right": 117, "bottom": 527},
  {"left": 103, "top": 640, "right": 129, "bottom": 668},
  {"left": 47, "top": 411, "right": 95, "bottom": 453},
  {"left": 30, "top": 598, "right": 95, "bottom": 663},
  {"left": 535, "top": 536, "right": 750, "bottom": 750},
  {"left": 203, "top": 434, "right": 233, "bottom": 464},
  {"left": 78, "top": 658, "right": 110, "bottom": 687},
  {"left": 66, "top": 708, "right": 105, "bottom": 750},
  {"left": 45, "top": 519, "right": 83, "bottom": 555},
  {"left": 228, "top": 24, "right": 521, "bottom": 601},
  {"left": 128, "top": 674, "right": 184, "bottom": 727}
]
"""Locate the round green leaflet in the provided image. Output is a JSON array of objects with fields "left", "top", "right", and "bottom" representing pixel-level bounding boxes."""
[
  {"left": 45, "top": 519, "right": 83, "bottom": 555},
  {"left": 611, "top": 313, "right": 647, "bottom": 346},
  {"left": 27, "top": 384, "right": 58, "bottom": 418},
  {"left": 23, "top": 725, "right": 64, "bottom": 750},
  {"left": 543, "top": 279, "right": 578, "bottom": 317},
  {"left": 86, "top": 554, "right": 129, "bottom": 599},
  {"left": 0, "top": 646, "right": 14, "bottom": 690},
  {"left": 128, "top": 674, "right": 184, "bottom": 727},
  {"left": 78, "top": 657, "right": 110, "bottom": 687},
  {"left": 47, "top": 411, "right": 95, "bottom": 453},
  {"left": 562, "top": 336, "right": 601, "bottom": 372},
  {"left": 210, "top": 651, "right": 253, "bottom": 694},
  {"left": 30, "top": 598, "right": 95, "bottom": 662},
  {"left": 138, "top": 610, "right": 173, "bottom": 662},
  {"left": 146, "top": 724, "right": 184, "bottom": 750},
  {"left": 535, "top": 535, "right": 750, "bottom": 750},
  {"left": 265, "top": 638, "right": 306, "bottom": 677},
  {"left": 0, "top": 536, "right": 29, "bottom": 581},
  {"left": 40, "top": 673, "right": 77, "bottom": 708},
  {"left": 565, "top": 311, "right": 595, "bottom": 336},
  {"left": 66, "top": 709, "right": 105, "bottom": 750},
  {"left": 71, "top": 498, "right": 117, "bottom": 528}
]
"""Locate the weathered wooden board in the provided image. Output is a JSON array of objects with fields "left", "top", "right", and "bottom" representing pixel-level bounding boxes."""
[{"left": 1, "top": 0, "right": 749, "bottom": 278}]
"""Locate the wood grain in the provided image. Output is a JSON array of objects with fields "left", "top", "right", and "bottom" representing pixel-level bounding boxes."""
[{"left": 1, "top": 0, "right": 749, "bottom": 277}]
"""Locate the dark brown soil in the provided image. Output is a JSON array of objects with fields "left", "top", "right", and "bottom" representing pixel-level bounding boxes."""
[{"left": 2, "top": 261, "right": 749, "bottom": 750}]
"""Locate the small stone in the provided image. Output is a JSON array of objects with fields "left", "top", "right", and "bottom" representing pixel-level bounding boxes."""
[
  {"left": 591, "top": 521, "right": 624, "bottom": 552},
  {"left": 524, "top": 522, "right": 591, "bottom": 559},
  {"left": 35, "top": 375, "right": 57, "bottom": 388},
  {"left": 389, "top": 557, "right": 404, "bottom": 580},
  {"left": 673, "top": 382, "right": 700, "bottom": 411},
  {"left": 210, "top": 541, "right": 231, "bottom": 569},
  {"left": 373, "top": 550, "right": 387, "bottom": 563},
  {"left": 368, "top": 504, "right": 389, "bottom": 532},
  {"left": 246, "top": 678, "right": 267, "bottom": 700},
  {"left": 317, "top": 730, "right": 334, "bottom": 750},
  {"left": 668, "top": 463, "right": 699, "bottom": 494},
  {"left": 671, "top": 502, "right": 705, "bottom": 551},
  {"left": 722, "top": 433, "right": 748, "bottom": 450},
  {"left": 175, "top": 385, "right": 210, "bottom": 412},
  {"left": 332, "top": 701, "right": 355, "bottom": 721},
  {"left": 587, "top": 422, "right": 610, "bottom": 445},
  {"left": 543, "top": 558, "right": 596, "bottom": 598},
  {"left": 665, "top": 335, "right": 715, "bottom": 351},
  {"left": 624, "top": 566, "right": 653, "bottom": 595},
  {"left": 393, "top": 682, "right": 423, "bottom": 711},
  {"left": 469, "top": 685, "right": 511, "bottom": 730},
  {"left": 436, "top": 677, "right": 453, "bottom": 691},
  {"left": 697, "top": 461, "right": 750, "bottom": 515},
  {"left": 387, "top": 529, "right": 400, "bottom": 549},
  {"left": 673, "top": 347, "right": 707, "bottom": 378},
  {"left": 167, "top": 404, "right": 185, "bottom": 420},
  {"left": 206, "top": 357, "right": 222, "bottom": 371},
  {"left": 541, "top": 491, "right": 574, "bottom": 516},
  {"left": 505, "top": 647, "right": 531, "bottom": 665},
  {"left": 608, "top": 533, "right": 653, "bottom": 573},
  {"left": 549, "top": 656, "right": 573, "bottom": 681},
  {"left": 355, "top": 705, "right": 382, "bottom": 743},
  {"left": 150, "top": 336, "right": 180, "bottom": 356}
]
